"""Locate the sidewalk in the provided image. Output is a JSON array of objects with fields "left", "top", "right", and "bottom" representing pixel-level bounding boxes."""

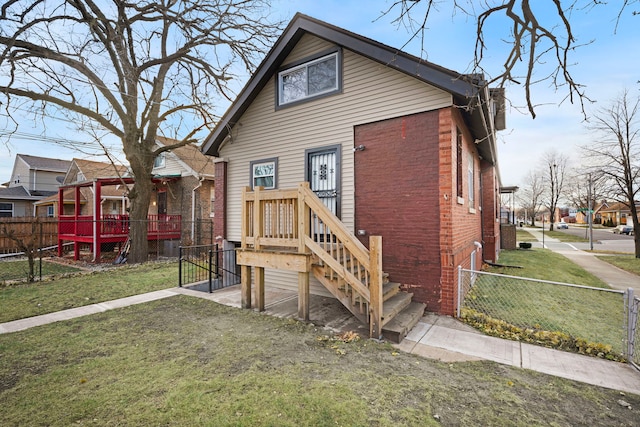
[
  {"left": 523, "top": 227, "right": 640, "bottom": 293},
  {"left": 2, "top": 284, "right": 640, "bottom": 395}
]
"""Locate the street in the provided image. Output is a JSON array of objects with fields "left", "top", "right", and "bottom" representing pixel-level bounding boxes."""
[{"left": 531, "top": 224, "right": 635, "bottom": 254}]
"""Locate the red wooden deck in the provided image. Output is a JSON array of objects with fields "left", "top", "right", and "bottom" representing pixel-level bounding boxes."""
[{"left": 56, "top": 178, "right": 181, "bottom": 262}]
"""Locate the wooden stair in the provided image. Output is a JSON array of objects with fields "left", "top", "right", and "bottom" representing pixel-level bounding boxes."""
[{"left": 312, "top": 261, "right": 425, "bottom": 343}]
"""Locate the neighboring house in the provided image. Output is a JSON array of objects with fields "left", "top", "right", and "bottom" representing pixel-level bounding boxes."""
[
  {"left": 597, "top": 201, "right": 635, "bottom": 226},
  {"left": 151, "top": 137, "right": 216, "bottom": 242},
  {"left": 54, "top": 140, "right": 215, "bottom": 262},
  {"left": 201, "top": 14, "right": 505, "bottom": 340},
  {"left": 35, "top": 158, "right": 130, "bottom": 217},
  {"left": 0, "top": 154, "right": 71, "bottom": 217}
]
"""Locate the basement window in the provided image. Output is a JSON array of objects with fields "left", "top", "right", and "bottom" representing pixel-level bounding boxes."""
[{"left": 277, "top": 50, "right": 341, "bottom": 107}]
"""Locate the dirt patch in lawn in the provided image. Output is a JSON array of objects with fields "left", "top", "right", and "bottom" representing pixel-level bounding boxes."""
[{"left": 0, "top": 296, "right": 638, "bottom": 426}]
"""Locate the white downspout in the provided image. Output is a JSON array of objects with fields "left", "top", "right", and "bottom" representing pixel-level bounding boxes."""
[{"left": 191, "top": 176, "right": 205, "bottom": 241}]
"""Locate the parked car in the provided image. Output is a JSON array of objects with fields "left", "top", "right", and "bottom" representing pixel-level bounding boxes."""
[
  {"left": 556, "top": 222, "right": 569, "bottom": 229},
  {"left": 613, "top": 224, "right": 634, "bottom": 235}
]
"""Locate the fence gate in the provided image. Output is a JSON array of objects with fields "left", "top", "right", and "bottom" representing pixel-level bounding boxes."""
[{"left": 178, "top": 243, "right": 239, "bottom": 292}]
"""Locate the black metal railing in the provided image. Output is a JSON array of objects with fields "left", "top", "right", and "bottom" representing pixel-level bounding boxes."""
[{"left": 178, "top": 244, "right": 240, "bottom": 292}]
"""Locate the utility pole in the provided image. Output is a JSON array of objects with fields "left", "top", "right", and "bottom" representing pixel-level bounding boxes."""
[{"left": 588, "top": 173, "right": 593, "bottom": 251}]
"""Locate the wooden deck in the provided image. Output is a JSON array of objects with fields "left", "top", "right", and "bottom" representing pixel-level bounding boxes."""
[{"left": 58, "top": 214, "right": 181, "bottom": 262}]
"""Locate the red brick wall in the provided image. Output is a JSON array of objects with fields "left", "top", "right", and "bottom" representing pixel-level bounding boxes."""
[
  {"left": 481, "top": 162, "right": 500, "bottom": 262},
  {"left": 213, "top": 160, "right": 227, "bottom": 242},
  {"left": 354, "top": 111, "right": 442, "bottom": 312},
  {"left": 354, "top": 107, "right": 489, "bottom": 316},
  {"left": 440, "top": 108, "right": 484, "bottom": 315}
]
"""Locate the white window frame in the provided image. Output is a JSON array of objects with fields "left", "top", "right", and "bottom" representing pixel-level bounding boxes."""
[
  {"left": 250, "top": 158, "right": 278, "bottom": 190},
  {"left": 468, "top": 154, "right": 475, "bottom": 206},
  {"left": 0, "top": 202, "right": 14, "bottom": 217},
  {"left": 46, "top": 205, "right": 55, "bottom": 217},
  {"left": 154, "top": 153, "right": 166, "bottom": 169},
  {"left": 277, "top": 51, "right": 340, "bottom": 106}
]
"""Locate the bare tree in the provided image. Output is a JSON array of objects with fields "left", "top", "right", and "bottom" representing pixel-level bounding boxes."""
[
  {"left": 382, "top": 0, "right": 638, "bottom": 118},
  {"left": 517, "top": 169, "right": 545, "bottom": 226},
  {"left": 0, "top": 219, "right": 41, "bottom": 282},
  {"left": 583, "top": 90, "right": 640, "bottom": 257},
  {"left": 541, "top": 150, "right": 569, "bottom": 231},
  {"left": 0, "top": 1, "right": 281, "bottom": 263}
]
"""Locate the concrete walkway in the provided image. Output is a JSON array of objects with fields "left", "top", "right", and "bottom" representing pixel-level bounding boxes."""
[{"left": 2, "top": 283, "right": 640, "bottom": 395}]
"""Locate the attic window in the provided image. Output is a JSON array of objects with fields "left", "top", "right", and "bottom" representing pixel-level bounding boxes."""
[
  {"left": 277, "top": 50, "right": 341, "bottom": 106},
  {"left": 154, "top": 153, "right": 166, "bottom": 168}
]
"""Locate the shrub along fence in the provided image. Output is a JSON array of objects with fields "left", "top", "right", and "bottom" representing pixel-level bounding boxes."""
[{"left": 457, "top": 267, "right": 639, "bottom": 366}]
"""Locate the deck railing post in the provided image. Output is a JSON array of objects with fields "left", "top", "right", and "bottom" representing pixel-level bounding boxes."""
[
  {"left": 297, "top": 182, "right": 311, "bottom": 252},
  {"left": 253, "top": 186, "right": 263, "bottom": 250},
  {"left": 241, "top": 187, "right": 249, "bottom": 249},
  {"left": 369, "top": 236, "right": 383, "bottom": 339}
]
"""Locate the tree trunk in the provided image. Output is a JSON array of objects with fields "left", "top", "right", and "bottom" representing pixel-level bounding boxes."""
[{"left": 127, "top": 176, "right": 152, "bottom": 263}]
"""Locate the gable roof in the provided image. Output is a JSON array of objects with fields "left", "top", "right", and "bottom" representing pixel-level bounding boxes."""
[
  {"left": 156, "top": 136, "right": 215, "bottom": 177},
  {"left": 17, "top": 154, "right": 71, "bottom": 173},
  {"left": 202, "top": 13, "right": 503, "bottom": 166},
  {"left": 66, "top": 158, "right": 130, "bottom": 183}
]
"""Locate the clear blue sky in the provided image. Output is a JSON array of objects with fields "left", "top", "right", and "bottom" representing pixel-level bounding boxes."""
[{"left": 1, "top": 1, "right": 638, "bottom": 187}]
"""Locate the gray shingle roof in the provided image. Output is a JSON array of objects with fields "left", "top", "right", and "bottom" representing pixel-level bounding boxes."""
[{"left": 18, "top": 154, "right": 72, "bottom": 172}]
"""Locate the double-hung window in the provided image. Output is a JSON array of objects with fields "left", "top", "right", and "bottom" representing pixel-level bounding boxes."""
[
  {"left": 0, "top": 202, "right": 13, "bottom": 217},
  {"left": 250, "top": 158, "right": 277, "bottom": 190},
  {"left": 154, "top": 153, "right": 166, "bottom": 169},
  {"left": 468, "top": 154, "right": 475, "bottom": 207},
  {"left": 278, "top": 51, "right": 341, "bottom": 106}
]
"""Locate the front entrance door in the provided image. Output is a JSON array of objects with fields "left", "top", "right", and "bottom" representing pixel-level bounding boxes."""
[
  {"left": 157, "top": 191, "right": 167, "bottom": 215},
  {"left": 306, "top": 145, "right": 340, "bottom": 217}
]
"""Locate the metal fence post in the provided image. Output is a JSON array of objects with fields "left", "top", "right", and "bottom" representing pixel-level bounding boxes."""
[
  {"left": 178, "top": 246, "right": 183, "bottom": 288},
  {"left": 457, "top": 265, "right": 463, "bottom": 318},
  {"left": 208, "top": 249, "right": 213, "bottom": 293},
  {"left": 626, "top": 288, "right": 636, "bottom": 362}
]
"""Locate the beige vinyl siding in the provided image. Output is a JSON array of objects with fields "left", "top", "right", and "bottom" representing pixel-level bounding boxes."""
[
  {"left": 9, "top": 159, "right": 30, "bottom": 188},
  {"left": 153, "top": 155, "right": 189, "bottom": 177},
  {"left": 221, "top": 34, "right": 452, "bottom": 294}
]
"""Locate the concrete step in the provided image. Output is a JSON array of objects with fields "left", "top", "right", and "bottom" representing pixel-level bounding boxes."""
[
  {"left": 382, "top": 292, "right": 412, "bottom": 322},
  {"left": 383, "top": 282, "right": 401, "bottom": 301},
  {"left": 382, "top": 301, "right": 426, "bottom": 343}
]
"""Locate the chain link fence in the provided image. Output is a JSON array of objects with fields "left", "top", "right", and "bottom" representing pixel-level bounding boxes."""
[
  {"left": 458, "top": 267, "right": 638, "bottom": 363},
  {"left": 629, "top": 295, "right": 640, "bottom": 368}
]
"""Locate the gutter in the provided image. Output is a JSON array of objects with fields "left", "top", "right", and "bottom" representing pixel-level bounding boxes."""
[{"left": 191, "top": 176, "right": 205, "bottom": 241}]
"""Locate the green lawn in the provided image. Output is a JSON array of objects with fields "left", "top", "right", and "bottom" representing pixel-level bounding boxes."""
[
  {"left": 0, "top": 259, "right": 81, "bottom": 282},
  {"left": 490, "top": 248, "right": 608, "bottom": 287},
  {"left": 597, "top": 255, "right": 640, "bottom": 276},
  {"left": 0, "top": 261, "right": 178, "bottom": 323},
  {"left": 1, "top": 296, "right": 638, "bottom": 426},
  {"left": 468, "top": 249, "right": 623, "bottom": 357}
]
